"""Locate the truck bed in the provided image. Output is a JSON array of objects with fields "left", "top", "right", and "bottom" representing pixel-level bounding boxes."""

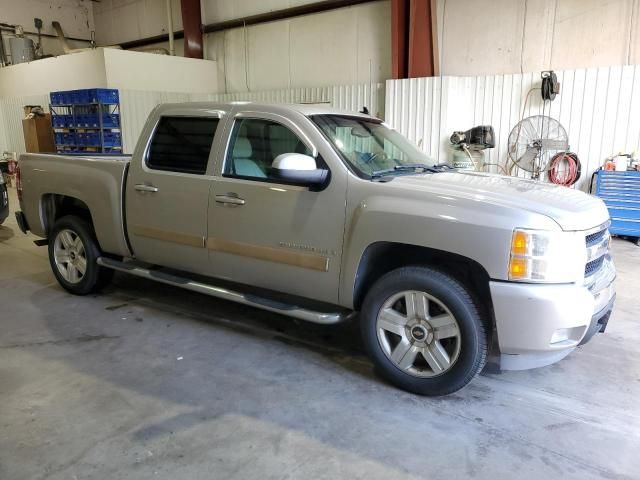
[{"left": 18, "top": 153, "right": 132, "bottom": 256}]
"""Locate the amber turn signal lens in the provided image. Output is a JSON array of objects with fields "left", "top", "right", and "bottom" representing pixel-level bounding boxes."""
[
  {"left": 511, "top": 230, "right": 528, "bottom": 255},
  {"left": 509, "top": 257, "right": 527, "bottom": 279}
]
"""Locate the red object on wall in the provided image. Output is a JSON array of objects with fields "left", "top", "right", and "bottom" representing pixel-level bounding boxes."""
[
  {"left": 391, "top": 0, "right": 435, "bottom": 79},
  {"left": 180, "top": 0, "right": 204, "bottom": 58}
]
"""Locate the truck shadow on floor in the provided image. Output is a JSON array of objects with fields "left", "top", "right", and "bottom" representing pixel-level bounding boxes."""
[
  {"left": 105, "top": 271, "right": 372, "bottom": 371},
  {"left": 28, "top": 269, "right": 498, "bottom": 403}
]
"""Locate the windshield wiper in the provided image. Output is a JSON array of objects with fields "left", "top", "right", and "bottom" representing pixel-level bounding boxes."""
[{"left": 371, "top": 163, "right": 452, "bottom": 178}]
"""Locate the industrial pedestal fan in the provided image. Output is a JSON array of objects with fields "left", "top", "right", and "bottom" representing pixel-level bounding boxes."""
[{"left": 507, "top": 115, "right": 569, "bottom": 179}]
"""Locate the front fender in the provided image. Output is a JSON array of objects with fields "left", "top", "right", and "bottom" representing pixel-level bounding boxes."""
[{"left": 338, "top": 185, "right": 559, "bottom": 308}]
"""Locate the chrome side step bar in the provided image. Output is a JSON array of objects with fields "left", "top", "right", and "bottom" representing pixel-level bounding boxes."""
[{"left": 97, "top": 257, "right": 351, "bottom": 325}]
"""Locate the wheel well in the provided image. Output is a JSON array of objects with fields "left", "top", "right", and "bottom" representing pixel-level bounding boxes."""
[
  {"left": 353, "top": 242, "right": 495, "bottom": 327},
  {"left": 42, "top": 194, "right": 94, "bottom": 235}
]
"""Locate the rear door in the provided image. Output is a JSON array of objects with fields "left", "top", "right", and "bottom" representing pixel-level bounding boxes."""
[{"left": 125, "top": 108, "right": 223, "bottom": 275}]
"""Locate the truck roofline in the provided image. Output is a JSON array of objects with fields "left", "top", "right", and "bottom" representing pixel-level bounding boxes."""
[{"left": 153, "top": 101, "right": 377, "bottom": 120}]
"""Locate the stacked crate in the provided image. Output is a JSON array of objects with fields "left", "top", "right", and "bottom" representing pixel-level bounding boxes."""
[{"left": 50, "top": 89, "right": 122, "bottom": 155}]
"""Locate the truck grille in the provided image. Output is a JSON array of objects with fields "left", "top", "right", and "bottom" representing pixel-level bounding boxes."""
[
  {"left": 585, "top": 256, "right": 605, "bottom": 276},
  {"left": 584, "top": 223, "right": 610, "bottom": 280},
  {"left": 585, "top": 228, "right": 606, "bottom": 247}
]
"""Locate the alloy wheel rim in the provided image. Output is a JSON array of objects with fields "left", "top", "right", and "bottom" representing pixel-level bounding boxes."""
[
  {"left": 376, "top": 290, "right": 462, "bottom": 377},
  {"left": 53, "top": 229, "right": 87, "bottom": 284}
]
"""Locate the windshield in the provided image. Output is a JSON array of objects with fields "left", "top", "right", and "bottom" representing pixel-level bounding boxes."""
[{"left": 311, "top": 114, "right": 436, "bottom": 178}]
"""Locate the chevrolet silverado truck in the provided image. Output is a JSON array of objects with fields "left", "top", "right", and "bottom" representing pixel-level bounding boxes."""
[{"left": 15, "top": 102, "right": 616, "bottom": 396}]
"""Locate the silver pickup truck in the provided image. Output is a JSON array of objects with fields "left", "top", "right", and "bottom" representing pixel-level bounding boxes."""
[{"left": 15, "top": 102, "right": 616, "bottom": 395}]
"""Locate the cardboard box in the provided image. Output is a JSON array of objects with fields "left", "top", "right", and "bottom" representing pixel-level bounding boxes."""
[{"left": 22, "top": 113, "right": 55, "bottom": 153}]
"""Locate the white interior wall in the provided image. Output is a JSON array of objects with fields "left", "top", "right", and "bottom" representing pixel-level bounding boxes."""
[
  {"left": 0, "top": 0, "right": 94, "bottom": 59},
  {"left": 93, "top": 0, "right": 351, "bottom": 45},
  {"left": 93, "top": 0, "right": 182, "bottom": 46},
  {"left": 0, "top": 48, "right": 219, "bottom": 154},
  {"left": 93, "top": 0, "right": 391, "bottom": 92},
  {"left": 0, "top": 49, "right": 108, "bottom": 97},
  {"left": 437, "top": 0, "right": 640, "bottom": 76},
  {"left": 103, "top": 49, "right": 219, "bottom": 93}
]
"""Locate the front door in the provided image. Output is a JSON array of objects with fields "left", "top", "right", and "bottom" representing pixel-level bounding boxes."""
[
  {"left": 126, "top": 112, "right": 221, "bottom": 275},
  {"left": 207, "top": 111, "right": 347, "bottom": 304}
]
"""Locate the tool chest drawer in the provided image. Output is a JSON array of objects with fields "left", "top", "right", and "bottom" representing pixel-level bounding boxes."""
[{"left": 594, "top": 170, "right": 640, "bottom": 238}]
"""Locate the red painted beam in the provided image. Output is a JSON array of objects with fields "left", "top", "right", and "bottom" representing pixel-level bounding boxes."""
[
  {"left": 391, "top": 0, "right": 408, "bottom": 79},
  {"left": 392, "top": 0, "right": 435, "bottom": 79},
  {"left": 180, "top": 0, "right": 203, "bottom": 58},
  {"left": 408, "top": 0, "right": 434, "bottom": 77}
]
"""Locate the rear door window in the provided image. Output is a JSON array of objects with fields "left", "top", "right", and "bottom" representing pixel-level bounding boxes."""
[{"left": 147, "top": 116, "right": 219, "bottom": 174}]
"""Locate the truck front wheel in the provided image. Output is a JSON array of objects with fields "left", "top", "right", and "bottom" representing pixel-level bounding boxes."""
[
  {"left": 361, "top": 266, "right": 488, "bottom": 396},
  {"left": 48, "top": 215, "right": 113, "bottom": 295}
]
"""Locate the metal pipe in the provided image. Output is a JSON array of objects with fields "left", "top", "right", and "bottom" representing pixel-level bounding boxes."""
[
  {"left": 51, "top": 21, "right": 72, "bottom": 53},
  {"left": 97, "top": 257, "right": 351, "bottom": 324},
  {"left": 166, "top": 0, "right": 175, "bottom": 55},
  {"left": 0, "top": 24, "right": 89, "bottom": 43}
]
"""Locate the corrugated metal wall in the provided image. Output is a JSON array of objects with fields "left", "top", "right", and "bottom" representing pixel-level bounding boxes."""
[
  {"left": 385, "top": 65, "right": 640, "bottom": 191},
  {"left": 0, "top": 83, "right": 383, "bottom": 155},
  {"left": 207, "top": 83, "right": 385, "bottom": 118},
  {"left": 0, "top": 94, "right": 50, "bottom": 154},
  {"left": 5, "top": 66, "right": 637, "bottom": 192}
]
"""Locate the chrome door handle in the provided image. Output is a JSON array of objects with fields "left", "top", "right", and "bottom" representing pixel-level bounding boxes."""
[
  {"left": 134, "top": 184, "right": 159, "bottom": 193},
  {"left": 215, "top": 194, "right": 245, "bottom": 206}
]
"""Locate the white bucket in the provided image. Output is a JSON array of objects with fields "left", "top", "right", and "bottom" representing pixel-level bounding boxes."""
[{"left": 615, "top": 155, "right": 628, "bottom": 171}]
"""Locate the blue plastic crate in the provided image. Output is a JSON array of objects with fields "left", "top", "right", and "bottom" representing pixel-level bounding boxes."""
[
  {"left": 62, "top": 91, "right": 75, "bottom": 104},
  {"left": 50, "top": 91, "right": 63, "bottom": 105},
  {"left": 62, "top": 132, "right": 76, "bottom": 146},
  {"left": 103, "top": 132, "right": 122, "bottom": 147},
  {"left": 53, "top": 114, "right": 73, "bottom": 128},
  {"left": 87, "top": 132, "right": 100, "bottom": 146},
  {"left": 74, "top": 89, "right": 92, "bottom": 104},
  {"left": 91, "top": 88, "right": 119, "bottom": 104},
  {"left": 102, "top": 113, "right": 120, "bottom": 128}
]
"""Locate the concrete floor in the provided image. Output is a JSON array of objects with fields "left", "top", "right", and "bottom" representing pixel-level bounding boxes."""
[{"left": 1, "top": 186, "right": 640, "bottom": 480}]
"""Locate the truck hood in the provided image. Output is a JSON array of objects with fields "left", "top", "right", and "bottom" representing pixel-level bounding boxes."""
[{"left": 390, "top": 171, "right": 609, "bottom": 231}]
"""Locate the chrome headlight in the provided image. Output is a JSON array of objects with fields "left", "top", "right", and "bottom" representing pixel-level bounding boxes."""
[{"left": 509, "top": 229, "right": 582, "bottom": 283}]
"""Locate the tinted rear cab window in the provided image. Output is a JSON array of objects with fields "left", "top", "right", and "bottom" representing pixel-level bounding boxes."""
[{"left": 147, "top": 116, "right": 219, "bottom": 174}]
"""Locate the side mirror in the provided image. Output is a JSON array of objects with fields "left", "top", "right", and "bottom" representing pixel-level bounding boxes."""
[{"left": 269, "top": 153, "right": 329, "bottom": 186}]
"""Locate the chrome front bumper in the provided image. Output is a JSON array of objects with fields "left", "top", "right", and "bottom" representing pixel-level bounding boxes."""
[{"left": 490, "top": 256, "right": 616, "bottom": 370}]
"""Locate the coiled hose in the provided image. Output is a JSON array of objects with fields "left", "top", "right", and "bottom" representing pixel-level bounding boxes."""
[{"left": 548, "top": 152, "right": 581, "bottom": 186}]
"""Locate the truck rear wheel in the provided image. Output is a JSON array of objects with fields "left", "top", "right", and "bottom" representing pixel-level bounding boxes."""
[
  {"left": 361, "top": 266, "right": 487, "bottom": 396},
  {"left": 48, "top": 215, "right": 113, "bottom": 295}
]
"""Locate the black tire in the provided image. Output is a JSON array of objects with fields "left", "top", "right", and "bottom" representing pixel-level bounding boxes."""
[
  {"left": 48, "top": 215, "right": 113, "bottom": 295},
  {"left": 361, "top": 266, "right": 488, "bottom": 396}
]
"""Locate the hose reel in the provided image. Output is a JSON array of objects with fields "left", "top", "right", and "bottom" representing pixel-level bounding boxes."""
[{"left": 541, "top": 71, "right": 560, "bottom": 101}]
